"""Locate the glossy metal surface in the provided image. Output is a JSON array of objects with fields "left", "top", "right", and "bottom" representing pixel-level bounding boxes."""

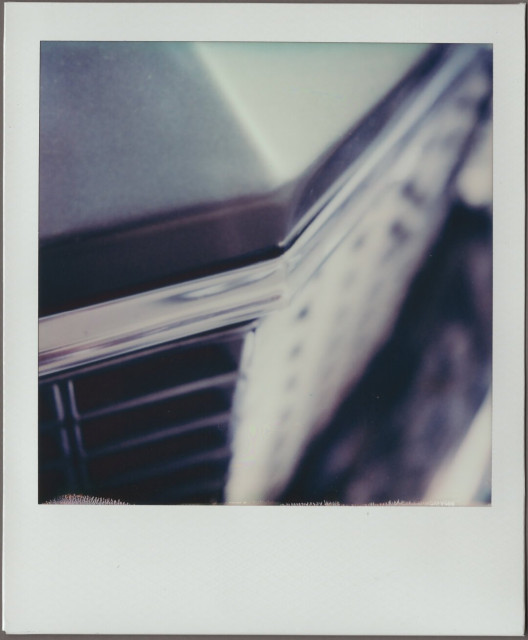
[
  {"left": 39, "top": 42, "right": 435, "bottom": 313},
  {"left": 39, "top": 45, "right": 490, "bottom": 377},
  {"left": 40, "top": 42, "right": 429, "bottom": 242}
]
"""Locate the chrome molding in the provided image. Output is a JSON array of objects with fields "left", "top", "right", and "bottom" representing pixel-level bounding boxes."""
[{"left": 39, "top": 45, "right": 490, "bottom": 376}]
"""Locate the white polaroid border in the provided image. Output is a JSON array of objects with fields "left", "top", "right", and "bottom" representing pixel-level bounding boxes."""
[{"left": 3, "top": 3, "right": 525, "bottom": 635}]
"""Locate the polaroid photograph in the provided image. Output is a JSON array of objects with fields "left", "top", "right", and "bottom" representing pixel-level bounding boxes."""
[{"left": 3, "top": 3, "right": 525, "bottom": 635}]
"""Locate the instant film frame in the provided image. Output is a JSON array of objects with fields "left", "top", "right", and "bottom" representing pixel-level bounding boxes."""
[{"left": 3, "top": 3, "right": 525, "bottom": 635}]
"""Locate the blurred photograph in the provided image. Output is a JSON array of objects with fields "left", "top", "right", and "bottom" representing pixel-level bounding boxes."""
[{"left": 38, "top": 42, "right": 492, "bottom": 505}]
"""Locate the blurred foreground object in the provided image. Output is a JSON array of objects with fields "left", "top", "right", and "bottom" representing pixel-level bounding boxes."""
[
  {"left": 38, "top": 43, "right": 492, "bottom": 505},
  {"left": 281, "top": 198, "right": 492, "bottom": 505}
]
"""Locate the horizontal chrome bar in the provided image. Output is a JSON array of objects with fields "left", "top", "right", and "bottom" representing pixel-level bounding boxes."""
[
  {"left": 96, "top": 446, "right": 232, "bottom": 490},
  {"left": 89, "top": 411, "right": 233, "bottom": 459},
  {"left": 40, "top": 258, "right": 288, "bottom": 375},
  {"left": 77, "top": 371, "right": 239, "bottom": 422},
  {"left": 39, "top": 45, "right": 490, "bottom": 376}
]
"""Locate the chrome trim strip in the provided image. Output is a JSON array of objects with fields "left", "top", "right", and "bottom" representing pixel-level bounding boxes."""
[
  {"left": 39, "top": 258, "right": 288, "bottom": 376},
  {"left": 284, "top": 46, "right": 487, "bottom": 293},
  {"left": 39, "top": 45, "right": 489, "bottom": 376},
  {"left": 281, "top": 46, "right": 480, "bottom": 249}
]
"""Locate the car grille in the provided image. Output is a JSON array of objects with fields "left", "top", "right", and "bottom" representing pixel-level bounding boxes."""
[
  {"left": 38, "top": 44, "right": 492, "bottom": 505},
  {"left": 38, "top": 324, "right": 250, "bottom": 504}
]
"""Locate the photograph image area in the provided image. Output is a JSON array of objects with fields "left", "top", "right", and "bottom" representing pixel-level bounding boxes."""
[{"left": 38, "top": 42, "right": 492, "bottom": 506}]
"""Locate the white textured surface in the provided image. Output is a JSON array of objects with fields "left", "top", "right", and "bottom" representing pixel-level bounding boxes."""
[
  {"left": 4, "top": 3, "right": 525, "bottom": 636},
  {"left": 227, "top": 60, "right": 491, "bottom": 502}
]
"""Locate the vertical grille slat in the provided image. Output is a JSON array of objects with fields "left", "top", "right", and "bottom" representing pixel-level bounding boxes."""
[
  {"left": 38, "top": 384, "right": 64, "bottom": 426},
  {"left": 39, "top": 324, "right": 250, "bottom": 504},
  {"left": 38, "top": 384, "right": 75, "bottom": 502}
]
